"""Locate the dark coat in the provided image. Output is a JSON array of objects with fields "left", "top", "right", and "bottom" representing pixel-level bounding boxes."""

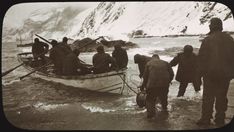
[
  {"left": 142, "top": 58, "right": 174, "bottom": 92},
  {"left": 58, "top": 42, "right": 72, "bottom": 55},
  {"left": 92, "top": 52, "right": 116, "bottom": 74},
  {"left": 62, "top": 53, "right": 86, "bottom": 75},
  {"left": 32, "top": 41, "right": 49, "bottom": 57},
  {"left": 49, "top": 46, "right": 66, "bottom": 74},
  {"left": 170, "top": 52, "right": 198, "bottom": 82},
  {"left": 198, "top": 31, "right": 234, "bottom": 80},
  {"left": 112, "top": 48, "right": 128, "bottom": 69},
  {"left": 137, "top": 55, "right": 152, "bottom": 78}
]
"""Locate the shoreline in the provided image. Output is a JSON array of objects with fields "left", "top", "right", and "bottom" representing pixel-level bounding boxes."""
[{"left": 2, "top": 79, "right": 234, "bottom": 130}]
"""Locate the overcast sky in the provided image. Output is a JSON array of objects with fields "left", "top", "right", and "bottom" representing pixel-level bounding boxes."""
[{"left": 3, "top": 2, "right": 99, "bottom": 28}]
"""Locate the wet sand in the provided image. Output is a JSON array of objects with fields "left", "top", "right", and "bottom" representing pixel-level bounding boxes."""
[{"left": 2, "top": 78, "right": 234, "bottom": 130}]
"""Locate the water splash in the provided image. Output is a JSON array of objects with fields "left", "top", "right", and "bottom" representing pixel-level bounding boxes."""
[
  {"left": 81, "top": 103, "right": 116, "bottom": 113},
  {"left": 2, "top": 79, "right": 21, "bottom": 86},
  {"left": 33, "top": 102, "right": 68, "bottom": 111}
]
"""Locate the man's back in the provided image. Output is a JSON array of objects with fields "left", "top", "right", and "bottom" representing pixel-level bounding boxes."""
[
  {"left": 32, "top": 41, "right": 48, "bottom": 54},
  {"left": 49, "top": 46, "right": 66, "bottom": 73},
  {"left": 63, "top": 53, "right": 81, "bottom": 75},
  {"left": 112, "top": 48, "right": 128, "bottom": 69},
  {"left": 144, "top": 58, "right": 174, "bottom": 88},
  {"left": 58, "top": 42, "right": 72, "bottom": 55},
  {"left": 199, "top": 31, "right": 234, "bottom": 79},
  {"left": 93, "top": 52, "right": 113, "bottom": 73},
  {"left": 170, "top": 52, "right": 198, "bottom": 82}
]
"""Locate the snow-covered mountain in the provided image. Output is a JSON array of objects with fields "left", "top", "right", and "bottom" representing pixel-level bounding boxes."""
[{"left": 2, "top": 2, "right": 234, "bottom": 42}]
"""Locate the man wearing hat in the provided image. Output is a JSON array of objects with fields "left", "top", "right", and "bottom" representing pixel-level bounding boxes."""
[
  {"left": 134, "top": 54, "right": 152, "bottom": 78},
  {"left": 197, "top": 17, "right": 234, "bottom": 126}
]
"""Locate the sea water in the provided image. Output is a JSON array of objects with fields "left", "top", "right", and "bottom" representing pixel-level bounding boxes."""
[{"left": 2, "top": 36, "right": 204, "bottom": 114}]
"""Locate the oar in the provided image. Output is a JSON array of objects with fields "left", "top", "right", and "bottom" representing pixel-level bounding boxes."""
[
  {"left": 19, "top": 61, "right": 52, "bottom": 80},
  {"left": 2, "top": 34, "right": 53, "bottom": 77},
  {"left": 1, "top": 50, "right": 49, "bottom": 77},
  {"left": 75, "top": 36, "right": 104, "bottom": 66},
  {"left": 2, "top": 63, "right": 25, "bottom": 77},
  {"left": 77, "top": 36, "right": 104, "bottom": 49},
  {"left": 18, "top": 36, "right": 103, "bottom": 79},
  {"left": 35, "top": 34, "right": 52, "bottom": 45}
]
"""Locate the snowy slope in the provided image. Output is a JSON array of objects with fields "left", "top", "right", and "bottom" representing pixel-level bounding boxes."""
[
  {"left": 2, "top": 2, "right": 234, "bottom": 42},
  {"left": 78, "top": 2, "right": 234, "bottom": 39}
]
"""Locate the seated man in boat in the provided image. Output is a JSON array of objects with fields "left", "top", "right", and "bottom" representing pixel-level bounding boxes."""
[
  {"left": 49, "top": 40, "right": 66, "bottom": 75},
  {"left": 92, "top": 45, "right": 118, "bottom": 74},
  {"left": 62, "top": 49, "right": 91, "bottom": 75},
  {"left": 112, "top": 44, "right": 128, "bottom": 69},
  {"left": 32, "top": 38, "right": 49, "bottom": 65},
  {"left": 134, "top": 54, "right": 152, "bottom": 78},
  {"left": 58, "top": 37, "right": 72, "bottom": 55}
]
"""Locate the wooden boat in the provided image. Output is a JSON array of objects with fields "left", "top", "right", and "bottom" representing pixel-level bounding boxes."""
[{"left": 17, "top": 52, "right": 127, "bottom": 94}]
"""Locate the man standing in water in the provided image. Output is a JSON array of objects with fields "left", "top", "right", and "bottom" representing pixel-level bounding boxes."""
[
  {"left": 134, "top": 54, "right": 152, "bottom": 78},
  {"left": 170, "top": 45, "right": 201, "bottom": 97},
  {"left": 141, "top": 54, "right": 174, "bottom": 118},
  {"left": 197, "top": 17, "right": 234, "bottom": 126}
]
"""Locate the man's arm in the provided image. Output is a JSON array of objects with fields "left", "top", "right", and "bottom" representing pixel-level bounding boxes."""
[
  {"left": 138, "top": 63, "right": 145, "bottom": 78},
  {"left": 169, "top": 54, "right": 179, "bottom": 67},
  {"left": 197, "top": 38, "right": 209, "bottom": 76},
  {"left": 167, "top": 63, "right": 174, "bottom": 82},
  {"left": 109, "top": 55, "right": 119, "bottom": 70},
  {"left": 141, "top": 63, "right": 149, "bottom": 91},
  {"left": 42, "top": 42, "right": 49, "bottom": 51},
  {"left": 123, "top": 50, "right": 128, "bottom": 68}
]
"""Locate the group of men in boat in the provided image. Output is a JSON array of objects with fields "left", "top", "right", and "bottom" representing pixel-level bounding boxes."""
[
  {"left": 31, "top": 17, "right": 234, "bottom": 126},
  {"left": 31, "top": 37, "right": 128, "bottom": 75}
]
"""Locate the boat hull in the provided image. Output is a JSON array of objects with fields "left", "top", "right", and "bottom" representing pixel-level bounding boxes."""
[{"left": 17, "top": 52, "right": 127, "bottom": 94}]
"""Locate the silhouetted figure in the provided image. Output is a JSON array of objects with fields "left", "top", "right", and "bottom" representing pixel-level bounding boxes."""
[
  {"left": 196, "top": 17, "right": 234, "bottom": 126},
  {"left": 134, "top": 54, "right": 152, "bottom": 78},
  {"left": 141, "top": 54, "right": 174, "bottom": 118},
  {"left": 170, "top": 45, "right": 201, "bottom": 97},
  {"left": 49, "top": 40, "right": 65, "bottom": 75},
  {"left": 32, "top": 38, "right": 49, "bottom": 65},
  {"left": 112, "top": 44, "right": 128, "bottom": 69},
  {"left": 62, "top": 49, "right": 91, "bottom": 76},
  {"left": 58, "top": 37, "right": 72, "bottom": 55},
  {"left": 92, "top": 45, "right": 117, "bottom": 74}
]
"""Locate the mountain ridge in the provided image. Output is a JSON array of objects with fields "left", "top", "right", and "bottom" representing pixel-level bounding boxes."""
[{"left": 2, "top": 2, "right": 234, "bottom": 43}]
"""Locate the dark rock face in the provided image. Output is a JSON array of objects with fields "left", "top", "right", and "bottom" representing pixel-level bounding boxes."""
[{"left": 71, "top": 37, "right": 138, "bottom": 52}]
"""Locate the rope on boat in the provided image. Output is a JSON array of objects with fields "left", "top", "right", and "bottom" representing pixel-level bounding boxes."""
[
  {"left": 118, "top": 75, "right": 138, "bottom": 94},
  {"left": 129, "top": 74, "right": 142, "bottom": 88}
]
